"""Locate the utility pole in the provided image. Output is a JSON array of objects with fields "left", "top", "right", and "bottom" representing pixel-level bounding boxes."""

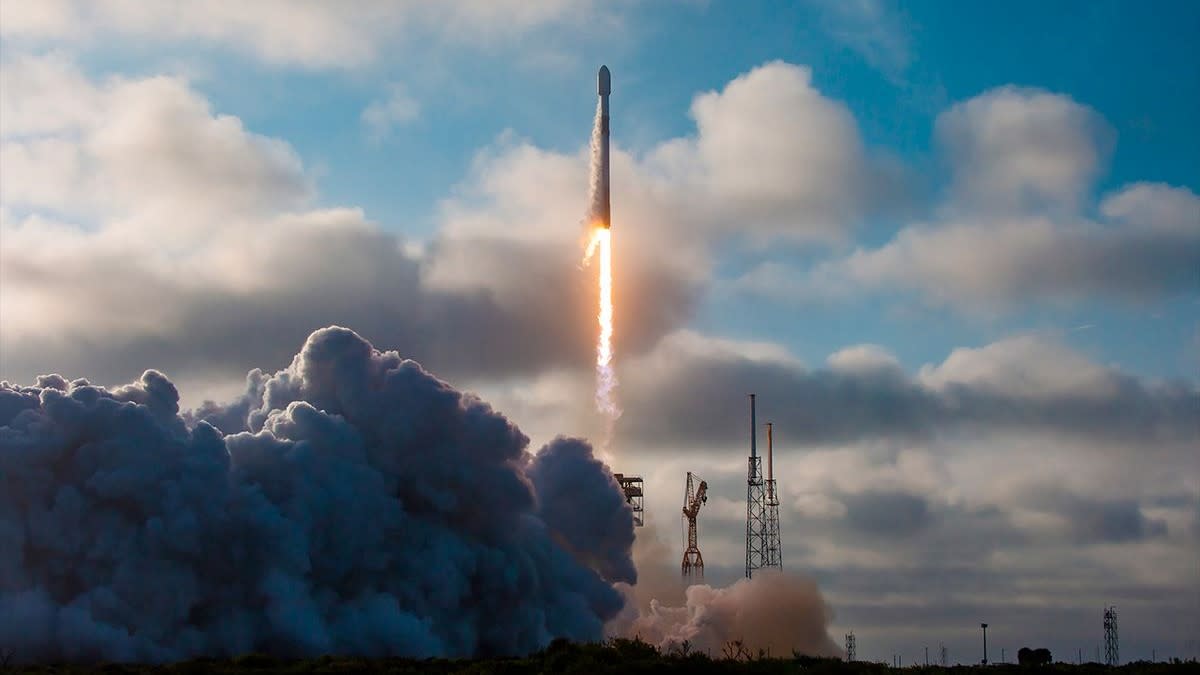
[{"left": 981, "top": 623, "right": 989, "bottom": 665}]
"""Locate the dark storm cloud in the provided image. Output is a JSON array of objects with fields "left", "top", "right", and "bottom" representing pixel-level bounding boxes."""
[
  {"left": 0, "top": 326, "right": 635, "bottom": 662},
  {"left": 617, "top": 336, "right": 1198, "bottom": 450}
]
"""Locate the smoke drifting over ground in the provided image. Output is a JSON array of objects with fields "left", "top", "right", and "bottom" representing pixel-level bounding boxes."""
[
  {"left": 612, "top": 572, "right": 841, "bottom": 658},
  {"left": 0, "top": 327, "right": 635, "bottom": 662},
  {"left": 607, "top": 526, "right": 841, "bottom": 658}
]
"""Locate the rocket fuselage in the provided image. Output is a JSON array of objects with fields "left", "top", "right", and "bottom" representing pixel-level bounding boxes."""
[{"left": 598, "top": 65, "right": 611, "bottom": 228}]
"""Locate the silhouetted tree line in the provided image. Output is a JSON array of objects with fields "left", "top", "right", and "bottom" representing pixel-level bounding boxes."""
[
  {"left": 0, "top": 638, "right": 1194, "bottom": 674},
  {"left": 1018, "top": 648, "right": 1053, "bottom": 665}
]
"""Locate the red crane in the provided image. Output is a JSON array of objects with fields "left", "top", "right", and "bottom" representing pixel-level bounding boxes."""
[{"left": 681, "top": 471, "right": 708, "bottom": 583}]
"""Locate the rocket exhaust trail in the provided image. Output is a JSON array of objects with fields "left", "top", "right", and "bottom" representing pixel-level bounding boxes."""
[{"left": 585, "top": 65, "right": 619, "bottom": 437}]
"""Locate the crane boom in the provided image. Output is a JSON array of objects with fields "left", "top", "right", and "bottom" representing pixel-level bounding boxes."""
[
  {"left": 683, "top": 480, "right": 707, "bottom": 518},
  {"left": 681, "top": 472, "right": 708, "bottom": 583}
]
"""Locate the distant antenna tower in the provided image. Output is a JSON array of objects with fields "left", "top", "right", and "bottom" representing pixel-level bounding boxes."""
[
  {"left": 763, "top": 422, "right": 783, "bottom": 569},
  {"left": 940, "top": 643, "right": 948, "bottom": 666},
  {"left": 681, "top": 472, "right": 708, "bottom": 583},
  {"left": 845, "top": 631, "right": 856, "bottom": 662},
  {"left": 745, "top": 394, "right": 767, "bottom": 577},
  {"left": 1104, "top": 606, "right": 1119, "bottom": 666}
]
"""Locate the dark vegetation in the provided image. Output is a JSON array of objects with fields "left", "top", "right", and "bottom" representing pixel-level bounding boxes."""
[
  {"left": 1, "top": 639, "right": 1195, "bottom": 675},
  {"left": 1019, "top": 649, "right": 1053, "bottom": 666}
]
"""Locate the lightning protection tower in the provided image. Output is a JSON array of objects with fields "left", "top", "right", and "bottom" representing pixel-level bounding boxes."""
[
  {"left": 681, "top": 471, "right": 708, "bottom": 583},
  {"left": 1104, "top": 606, "right": 1119, "bottom": 666},
  {"left": 845, "top": 631, "right": 856, "bottom": 662},
  {"left": 745, "top": 394, "right": 768, "bottom": 577},
  {"left": 763, "top": 422, "right": 783, "bottom": 569}
]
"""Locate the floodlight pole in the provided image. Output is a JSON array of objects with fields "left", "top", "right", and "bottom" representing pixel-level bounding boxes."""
[{"left": 981, "top": 623, "right": 989, "bottom": 665}]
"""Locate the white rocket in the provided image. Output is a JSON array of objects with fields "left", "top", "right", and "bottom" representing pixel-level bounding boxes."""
[{"left": 598, "top": 65, "right": 611, "bottom": 228}]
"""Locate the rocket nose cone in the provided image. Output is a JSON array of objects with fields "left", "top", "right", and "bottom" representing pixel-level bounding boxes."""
[{"left": 598, "top": 65, "right": 611, "bottom": 96}]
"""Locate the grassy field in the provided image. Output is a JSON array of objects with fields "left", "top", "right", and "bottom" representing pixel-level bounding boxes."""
[{"left": 3, "top": 640, "right": 1195, "bottom": 674}]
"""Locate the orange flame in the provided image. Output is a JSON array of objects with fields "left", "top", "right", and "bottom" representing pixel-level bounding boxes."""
[{"left": 584, "top": 225, "right": 620, "bottom": 431}]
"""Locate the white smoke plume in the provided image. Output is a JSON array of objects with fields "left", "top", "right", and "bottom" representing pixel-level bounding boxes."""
[
  {"left": 0, "top": 326, "right": 636, "bottom": 662},
  {"left": 608, "top": 527, "right": 841, "bottom": 658},
  {"left": 612, "top": 572, "right": 841, "bottom": 658}
]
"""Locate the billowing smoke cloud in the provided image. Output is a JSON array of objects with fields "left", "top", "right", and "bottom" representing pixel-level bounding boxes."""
[
  {"left": 603, "top": 527, "right": 840, "bottom": 658},
  {"left": 527, "top": 438, "right": 636, "bottom": 584},
  {"left": 610, "top": 571, "right": 841, "bottom": 657},
  {"left": 0, "top": 326, "right": 635, "bottom": 662}
]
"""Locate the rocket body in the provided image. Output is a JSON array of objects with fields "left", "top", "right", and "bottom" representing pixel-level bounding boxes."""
[{"left": 598, "top": 65, "right": 611, "bottom": 228}]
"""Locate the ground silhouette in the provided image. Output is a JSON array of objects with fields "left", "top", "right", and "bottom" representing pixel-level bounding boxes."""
[{"left": 0, "top": 638, "right": 1193, "bottom": 674}]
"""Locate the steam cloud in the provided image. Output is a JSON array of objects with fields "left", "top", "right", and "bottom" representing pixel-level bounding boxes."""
[
  {"left": 0, "top": 326, "right": 635, "bottom": 662},
  {"left": 611, "top": 571, "right": 842, "bottom": 657},
  {"left": 606, "top": 527, "right": 842, "bottom": 658}
]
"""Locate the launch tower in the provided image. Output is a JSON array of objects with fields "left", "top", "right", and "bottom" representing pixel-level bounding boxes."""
[
  {"left": 745, "top": 394, "right": 782, "bottom": 578},
  {"left": 614, "top": 474, "right": 644, "bottom": 526},
  {"left": 763, "top": 422, "right": 783, "bottom": 568},
  {"left": 745, "top": 394, "right": 767, "bottom": 577}
]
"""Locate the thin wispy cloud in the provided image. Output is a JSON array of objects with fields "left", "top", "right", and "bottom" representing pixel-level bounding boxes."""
[{"left": 362, "top": 84, "right": 421, "bottom": 140}]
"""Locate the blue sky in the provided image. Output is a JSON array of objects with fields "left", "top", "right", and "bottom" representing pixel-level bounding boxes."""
[
  {"left": 59, "top": 0, "right": 1193, "bottom": 382},
  {"left": 1, "top": 0, "right": 1198, "bottom": 664}
]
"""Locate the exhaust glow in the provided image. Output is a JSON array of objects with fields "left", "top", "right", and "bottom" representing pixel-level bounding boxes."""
[{"left": 585, "top": 225, "right": 620, "bottom": 429}]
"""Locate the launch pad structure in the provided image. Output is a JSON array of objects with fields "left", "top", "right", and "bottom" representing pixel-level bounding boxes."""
[
  {"left": 745, "top": 394, "right": 783, "bottom": 578},
  {"left": 614, "top": 474, "right": 644, "bottom": 526},
  {"left": 763, "top": 422, "right": 782, "bottom": 569}
]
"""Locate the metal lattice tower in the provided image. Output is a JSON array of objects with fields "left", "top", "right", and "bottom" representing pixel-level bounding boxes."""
[
  {"left": 745, "top": 394, "right": 768, "bottom": 577},
  {"left": 763, "top": 422, "right": 783, "bottom": 570},
  {"left": 1104, "top": 606, "right": 1119, "bottom": 666},
  {"left": 845, "top": 631, "right": 856, "bottom": 662},
  {"left": 613, "top": 474, "right": 644, "bottom": 526},
  {"left": 681, "top": 471, "right": 708, "bottom": 584},
  {"left": 940, "top": 643, "right": 948, "bottom": 666}
]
